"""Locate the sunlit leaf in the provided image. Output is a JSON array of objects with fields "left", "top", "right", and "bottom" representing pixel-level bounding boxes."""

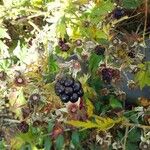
[{"left": 86, "top": 99, "right": 94, "bottom": 117}]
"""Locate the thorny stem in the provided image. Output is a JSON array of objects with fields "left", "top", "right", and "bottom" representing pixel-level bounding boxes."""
[
  {"left": 143, "top": 0, "right": 148, "bottom": 46},
  {"left": 123, "top": 122, "right": 150, "bottom": 130}
]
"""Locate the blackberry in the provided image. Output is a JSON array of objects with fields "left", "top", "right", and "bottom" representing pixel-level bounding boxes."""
[
  {"left": 73, "top": 81, "right": 81, "bottom": 92},
  {"left": 60, "top": 94, "right": 70, "bottom": 103},
  {"left": 113, "top": 8, "right": 125, "bottom": 19},
  {"left": 58, "top": 76, "right": 67, "bottom": 85},
  {"left": 64, "top": 77, "right": 74, "bottom": 87},
  {"left": 101, "top": 68, "right": 113, "bottom": 83},
  {"left": 94, "top": 45, "right": 105, "bottom": 55},
  {"left": 17, "top": 121, "right": 29, "bottom": 133},
  {"left": 55, "top": 85, "right": 65, "bottom": 96},
  {"left": 65, "top": 87, "right": 73, "bottom": 95},
  {"left": 77, "top": 89, "right": 84, "bottom": 97},
  {"left": 70, "top": 93, "right": 78, "bottom": 103},
  {"left": 61, "top": 43, "right": 70, "bottom": 51},
  {"left": 55, "top": 75, "right": 84, "bottom": 103}
]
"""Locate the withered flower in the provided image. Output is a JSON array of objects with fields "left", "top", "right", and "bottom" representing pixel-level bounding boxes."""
[
  {"left": 29, "top": 93, "right": 41, "bottom": 105},
  {"left": 14, "top": 76, "right": 26, "bottom": 86},
  {"left": 139, "top": 142, "right": 150, "bottom": 150}
]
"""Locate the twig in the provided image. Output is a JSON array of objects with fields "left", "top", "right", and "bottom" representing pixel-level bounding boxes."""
[
  {"left": 123, "top": 122, "right": 150, "bottom": 130},
  {"left": 123, "top": 126, "right": 129, "bottom": 150},
  {"left": 143, "top": 0, "right": 148, "bottom": 46}
]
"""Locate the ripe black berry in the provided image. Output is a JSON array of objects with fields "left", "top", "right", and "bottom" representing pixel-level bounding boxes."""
[
  {"left": 64, "top": 77, "right": 74, "bottom": 87},
  {"left": 17, "top": 121, "right": 29, "bottom": 133},
  {"left": 65, "top": 87, "right": 73, "bottom": 95},
  {"left": 70, "top": 93, "right": 79, "bottom": 103},
  {"left": 60, "top": 94, "right": 70, "bottom": 103},
  {"left": 55, "top": 85, "right": 65, "bottom": 96},
  {"left": 58, "top": 76, "right": 67, "bottom": 85},
  {"left": 61, "top": 43, "right": 70, "bottom": 51},
  {"left": 113, "top": 8, "right": 125, "bottom": 19},
  {"left": 94, "top": 45, "right": 105, "bottom": 55},
  {"left": 77, "top": 89, "right": 84, "bottom": 97},
  {"left": 73, "top": 81, "right": 81, "bottom": 92}
]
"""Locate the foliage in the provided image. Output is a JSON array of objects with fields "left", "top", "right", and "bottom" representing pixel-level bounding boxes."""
[{"left": 0, "top": 0, "right": 149, "bottom": 149}]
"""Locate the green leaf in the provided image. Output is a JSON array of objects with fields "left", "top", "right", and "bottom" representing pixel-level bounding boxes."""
[
  {"left": 122, "top": 0, "right": 142, "bottom": 9},
  {"left": 109, "top": 96, "right": 122, "bottom": 109},
  {"left": 128, "top": 128, "right": 141, "bottom": 142},
  {"left": 90, "top": 0, "right": 114, "bottom": 24},
  {"left": 126, "top": 142, "right": 139, "bottom": 150},
  {"left": 71, "top": 131, "right": 80, "bottom": 148},
  {"left": 89, "top": 53, "right": 103, "bottom": 73},
  {"left": 48, "top": 54, "right": 59, "bottom": 73},
  {"left": 47, "top": 121, "right": 54, "bottom": 132},
  {"left": 56, "top": 16, "right": 67, "bottom": 39},
  {"left": 56, "top": 135, "right": 64, "bottom": 150},
  {"left": 44, "top": 137, "right": 52, "bottom": 150},
  {"left": 0, "top": 141, "right": 6, "bottom": 150},
  {"left": 135, "top": 62, "right": 150, "bottom": 89}
]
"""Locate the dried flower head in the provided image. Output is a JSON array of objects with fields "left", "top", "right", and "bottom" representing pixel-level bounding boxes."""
[
  {"left": 139, "top": 142, "right": 150, "bottom": 150},
  {"left": 29, "top": 93, "right": 41, "bottom": 105},
  {"left": 14, "top": 76, "right": 26, "bottom": 86}
]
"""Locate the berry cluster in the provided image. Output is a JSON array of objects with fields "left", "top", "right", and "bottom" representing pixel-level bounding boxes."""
[
  {"left": 101, "top": 67, "right": 120, "bottom": 83},
  {"left": 58, "top": 38, "right": 70, "bottom": 51},
  {"left": 55, "top": 76, "right": 84, "bottom": 103}
]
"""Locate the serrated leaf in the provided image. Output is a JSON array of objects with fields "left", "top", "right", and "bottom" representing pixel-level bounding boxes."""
[
  {"left": 86, "top": 99, "right": 94, "bottom": 117},
  {"left": 90, "top": 0, "right": 114, "bottom": 24},
  {"left": 66, "top": 117, "right": 123, "bottom": 131},
  {"left": 135, "top": 62, "right": 150, "bottom": 89},
  {"left": 56, "top": 135, "right": 64, "bottom": 150}
]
